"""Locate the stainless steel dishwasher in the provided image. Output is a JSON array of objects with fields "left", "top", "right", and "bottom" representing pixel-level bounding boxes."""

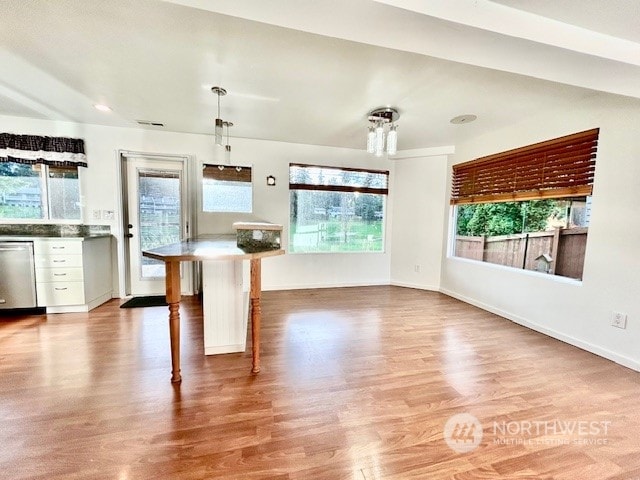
[{"left": 0, "top": 242, "right": 37, "bottom": 309}]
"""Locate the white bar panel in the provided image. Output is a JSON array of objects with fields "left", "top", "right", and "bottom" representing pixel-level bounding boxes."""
[{"left": 202, "top": 259, "right": 248, "bottom": 355}]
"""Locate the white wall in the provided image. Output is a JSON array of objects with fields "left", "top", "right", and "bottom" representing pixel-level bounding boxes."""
[
  {"left": 0, "top": 115, "right": 393, "bottom": 293},
  {"left": 390, "top": 154, "right": 448, "bottom": 290},
  {"left": 440, "top": 94, "right": 640, "bottom": 371}
]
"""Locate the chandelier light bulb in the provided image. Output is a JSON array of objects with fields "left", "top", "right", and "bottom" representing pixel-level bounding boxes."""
[
  {"left": 374, "top": 122, "right": 385, "bottom": 157},
  {"left": 387, "top": 124, "right": 398, "bottom": 156},
  {"left": 367, "top": 126, "right": 376, "bottom": 154}
]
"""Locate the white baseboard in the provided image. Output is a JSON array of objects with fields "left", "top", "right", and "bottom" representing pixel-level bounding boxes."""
[
  {"left": 87, "top": 292, "right": 113, "bottom": 311},
  {"left": 263, "top": 280, "right": 389, "bottom": 291},
  {"left": 45, "top": 291, "right": 113, "bottom": 314},
  {"left": 46, "top": 304, "right": 89, "bottom": 314},
  {"left": 390, "top": 281, "right": 440, "bottom": 292},
  {"left": 205, "top": 344, "right": 246, "bottom": 355},
  {"left": 440, "top": 287, "right": 640, "bottom": 373}
]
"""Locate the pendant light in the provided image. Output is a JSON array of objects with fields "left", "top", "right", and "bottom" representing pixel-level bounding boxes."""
[
  {"left": 211, "top": 86, "right": 227, "bottom": 146},
  {"left": 224, "top": 121, "right": 233, "bottom": 164}
]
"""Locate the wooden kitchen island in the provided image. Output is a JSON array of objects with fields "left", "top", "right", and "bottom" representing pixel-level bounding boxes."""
[{"left": 143, "top": 235, "right": 284, "bottom": 383}]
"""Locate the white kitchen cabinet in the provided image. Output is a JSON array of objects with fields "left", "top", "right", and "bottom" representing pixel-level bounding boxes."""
[{"left": 34, "top": 237, "right": 112, "bottom": 313}]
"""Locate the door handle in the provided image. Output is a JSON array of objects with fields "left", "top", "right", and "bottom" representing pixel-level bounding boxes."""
[{"left": 0, "top": 299, "right": 6, "bottom": 304}]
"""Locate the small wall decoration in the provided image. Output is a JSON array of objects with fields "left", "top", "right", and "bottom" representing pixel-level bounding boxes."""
[{"left": 266, "top": 175, "right": 276, "bottom": 186}]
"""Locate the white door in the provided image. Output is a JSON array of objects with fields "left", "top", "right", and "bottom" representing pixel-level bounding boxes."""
[{"left": 124, "top": 157, "right": 192, "bottom": 296}]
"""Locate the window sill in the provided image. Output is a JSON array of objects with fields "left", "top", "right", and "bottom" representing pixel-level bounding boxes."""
[
  {"left": 288, "top": 249, "right": 387, "bottom": 255},
  {"left": 447, "top": 255, "right": 583, "bottom": 286}
]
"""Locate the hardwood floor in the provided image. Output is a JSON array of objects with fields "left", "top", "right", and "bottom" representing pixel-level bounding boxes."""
[{"left": 1, "top": 286, "right": 639, "bottom": 479}]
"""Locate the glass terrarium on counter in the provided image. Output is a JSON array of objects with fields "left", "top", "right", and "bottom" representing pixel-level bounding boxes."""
[{"left": 233, "top": 222, "right": 282, "bottom": 253}]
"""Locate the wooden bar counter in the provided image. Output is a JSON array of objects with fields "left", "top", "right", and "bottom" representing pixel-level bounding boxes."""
[{"left": 143, "top": 235, "right": 284, "bottom": 383}]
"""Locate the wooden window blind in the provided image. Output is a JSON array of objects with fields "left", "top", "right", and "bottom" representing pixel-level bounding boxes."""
[
  {"left": 203, "top": 164, "right": 251, "bottom": 183},
  {"left": 289, "top": 163, "right": 389, "bottom": 195},
  {"left": 451, "top": 128, "right": 599, "bottom": 205}
]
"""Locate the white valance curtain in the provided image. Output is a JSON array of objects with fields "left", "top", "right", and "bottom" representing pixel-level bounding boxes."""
[{"left": 0, "top": 133, "right": 87, "bottom": 167}]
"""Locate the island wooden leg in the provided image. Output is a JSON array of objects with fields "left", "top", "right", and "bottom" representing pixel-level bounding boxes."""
[
  {"left": 250, "top": 258, "right": 262, "bottom": 374},
  {"left": 165, "top": 260, "right": 182, "bottom": 383}
]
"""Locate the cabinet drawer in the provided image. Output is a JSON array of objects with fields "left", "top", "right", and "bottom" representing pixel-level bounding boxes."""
[
  {"left": 35, "top": 254, "right": 83, "bottom": 268},
  {"left": 36, "top": 267, "right": 84, "bottom": 283},
  {"left": 36, "top": 281, "right": 85, "bottom": 307},
  {"left": 34, "top": 240, "right": 83, "bottom": 256}
]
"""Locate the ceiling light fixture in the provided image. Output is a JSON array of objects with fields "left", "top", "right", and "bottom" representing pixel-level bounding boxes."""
[
  {"left": 211, "top": 86, "right": 227, "bottom": 146},
  {"left": 367, "top": 107, "right": 400, "bottom": 156},
  {"left": 450, "top": 114, "right": 477, "bottom": 124},
  {"left": 94, "top": 104, "right": 112, "bottom": 112}
]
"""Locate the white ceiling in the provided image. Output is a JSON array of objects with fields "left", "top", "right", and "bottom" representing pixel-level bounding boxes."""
[
  {"left": 492, "top": 0, "right": 640, "bottom": 43},
  {"left": 0, "top": 0, "right": 639, "bottom": 150}
]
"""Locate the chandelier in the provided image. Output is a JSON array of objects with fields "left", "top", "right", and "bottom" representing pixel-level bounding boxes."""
[{"left": 366, "top": 107, "right": 399, "bottom": 157}]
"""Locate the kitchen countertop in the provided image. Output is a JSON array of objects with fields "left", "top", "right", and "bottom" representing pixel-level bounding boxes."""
[{"left": 142, "top": 235, "right": 284, "bottom": 262}]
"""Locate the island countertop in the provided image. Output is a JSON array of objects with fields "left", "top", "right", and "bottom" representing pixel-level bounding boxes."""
[{"left": 142, "top": 235, "right": 284, "bottom": 262}]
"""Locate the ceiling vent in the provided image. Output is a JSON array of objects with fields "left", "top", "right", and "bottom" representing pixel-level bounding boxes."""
[{"left": 136, "top": 120, "right": 164, "bottom": 127}]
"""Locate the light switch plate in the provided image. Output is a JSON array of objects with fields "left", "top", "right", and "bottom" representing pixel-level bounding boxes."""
[{"left": 103, "top": 210, "right": 115, "bottom": 220}]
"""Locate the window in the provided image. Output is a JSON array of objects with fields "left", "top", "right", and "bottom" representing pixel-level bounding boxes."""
[
  {"left": 0, "top": 162, "right": 80, "bottom": 220},
  {"left": 289, "top": 163, "right": 388, "bottom": 253},
  {"left": 451, "top": 129, "right": 599, "bottom": 280},
  {"left": 202, "top": 164, "right": 252, "bottom": 213}
]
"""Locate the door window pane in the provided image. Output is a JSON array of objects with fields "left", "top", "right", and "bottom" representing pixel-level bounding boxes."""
[{"left": 138, "top": 170, "right": 181, "bottom": 278}]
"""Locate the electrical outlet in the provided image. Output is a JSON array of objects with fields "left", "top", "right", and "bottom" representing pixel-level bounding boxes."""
[
  {"left": 414, "top": 264, "right": 421, "bottom": 273},
  {"left": 103, "top": 210, "right": 114, "bottom": 220},
  {"left": 611, "top": 311, "right": 627, "bottom": 329},
  {"left": 91, "top": 209, "right": 101, "bottom": 220}
]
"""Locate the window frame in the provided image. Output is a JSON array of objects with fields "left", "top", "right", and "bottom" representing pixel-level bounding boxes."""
[
  {"left": 448, "top": 129, "right": 599, "bottom": 282},
  {"left": 0, "top": 162, "right": 83, "bottom": 223},
  {"left": 288, "top": 163, "right": 389, "bottom": 254}
]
